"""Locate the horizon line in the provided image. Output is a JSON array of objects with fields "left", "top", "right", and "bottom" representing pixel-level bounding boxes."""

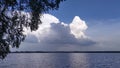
[{"left": 10, "top": 51, "right": 120, "bottom": 53}]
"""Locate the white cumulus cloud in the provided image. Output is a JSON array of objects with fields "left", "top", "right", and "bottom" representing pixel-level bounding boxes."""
[
  {"left": 12, "top": 14, "right": 95, "bottom": 51},
  {"left": 25, "top": 14, "right": 88, "bottom": 41},
  {"left": 70, "top": 16, "right": 88, "bottom": 38}
]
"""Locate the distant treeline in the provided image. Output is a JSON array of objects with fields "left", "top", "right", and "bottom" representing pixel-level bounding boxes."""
[{"left": 10, "top": 51, "right": 120, "bottom": 53}]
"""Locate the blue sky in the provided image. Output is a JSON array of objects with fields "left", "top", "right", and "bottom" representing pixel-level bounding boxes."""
[
  {"left": 49, "top": 0, "right": 120, "bottom": 23},
  {"left": 12, "top": 0, "right": 120, "bottom": 51}
]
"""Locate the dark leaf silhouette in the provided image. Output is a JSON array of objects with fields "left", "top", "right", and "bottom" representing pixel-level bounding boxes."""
[{"left": 0, "top": 0, "right": 65, "bottom": 59}]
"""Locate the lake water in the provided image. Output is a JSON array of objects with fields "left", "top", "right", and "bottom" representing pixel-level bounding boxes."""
[{"left": 0, "top": 53, "right": 120, "bottom": 68}]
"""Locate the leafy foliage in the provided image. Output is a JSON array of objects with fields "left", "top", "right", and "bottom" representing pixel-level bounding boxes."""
[{"left": 0, "top": 0, "right": 64, "bottom": 59}]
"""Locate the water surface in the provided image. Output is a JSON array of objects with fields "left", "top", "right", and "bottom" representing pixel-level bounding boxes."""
[{"left": 0, "top": 53, "right": 120, "bottom": 68}]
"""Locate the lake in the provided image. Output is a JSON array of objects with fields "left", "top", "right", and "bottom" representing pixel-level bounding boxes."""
[{"left": 0, "top": 53, "right": 120, "bottom": 68}]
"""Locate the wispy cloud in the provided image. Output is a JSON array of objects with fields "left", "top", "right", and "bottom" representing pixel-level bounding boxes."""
[{"left": 86, "top": 19, "right": 120, "bottom": 51}]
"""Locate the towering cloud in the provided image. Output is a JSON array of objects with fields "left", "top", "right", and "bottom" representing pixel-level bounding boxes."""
[
  {"left": 70, "top": 16, "right": 88, "bottom": 38},
  {"left": 12, "top": 14, "right": 95, "bottom": 51},
  {"left": 24, "top": 14, "right": 89, "bottom": 43}
]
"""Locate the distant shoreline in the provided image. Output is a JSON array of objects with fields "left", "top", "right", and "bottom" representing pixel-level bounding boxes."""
[{"left": 10, "top": 51, "right": 120, "bottom": 53}]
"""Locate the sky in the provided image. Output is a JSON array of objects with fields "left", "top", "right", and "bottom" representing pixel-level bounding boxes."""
[
  {"left": 49, "top": 0, "right": 120, "bottom": 23},
  {"left": 12, "top": 0, "right": 120, "bottom": 51}
]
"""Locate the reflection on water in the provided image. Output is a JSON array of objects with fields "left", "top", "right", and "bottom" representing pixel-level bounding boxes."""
[{"left": 0, "top": 53, "right": 120, "bottom": 68}]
